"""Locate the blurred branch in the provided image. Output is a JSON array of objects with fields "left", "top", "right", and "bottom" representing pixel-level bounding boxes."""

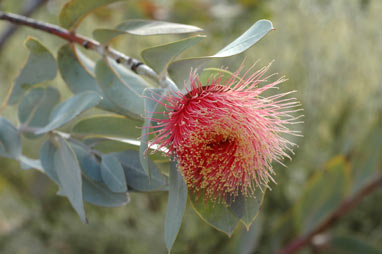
[
  {"left": 278, "top": 175, "right": 382, "bottom": 254},
  {"left": 0, "top": 0, "right": 47, "bottom": 52},
  {"left": 0, "top": 11, "right": 178, "bottom": 91}
]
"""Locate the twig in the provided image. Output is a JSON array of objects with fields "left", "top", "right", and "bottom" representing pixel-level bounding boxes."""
[
  {"left": 0, "top": 0, "right": 47, "bottom": 51},
  {"left": 0, "top": 11, "right": 178, "bottom": 91},
  {"left": 278, "top": 175, "right": 382, "bottom": 254}
]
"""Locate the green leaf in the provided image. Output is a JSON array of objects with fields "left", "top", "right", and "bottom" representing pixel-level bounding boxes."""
[
  {"left": 0, "top": 117, "right": 21, "bottom": 158},
  {"left": 9, "top": 38, "right": 57, "bottom": 104},
  {"left": 168, "top": 20, "right": 273, "bottom": 88},
  {"left": 190, "top": 193, "right": 240, "bottom": 237},
  {"left": 294, "top": 156, "right": 350, "bottom": 235},
  {"left": 93, "top": 19, "right": 203, "bottom": 43},
  {"left": 57, "top": 44, "right": 119, "bottom": 113},
  {"left": 18, "top": 87, "right": 60, "bottom": 138},
  {"left": 228, "top": 190, "right": 266, "bottom": 229},
  {"left": 237, "top": 215, "right": 263, "bottom": 254},
  {"left": 40, "top": 139, "right": 60, "bottom": 184},
  {"left": 59, "top": 0, "right": 122, "bottom": 29},
  {"left": 70, "top": 142, "right": 103, "bottom": 182},
  {"left": 35, "top": 91, "right": 101, "bottom": 134},
  {"left": 141, "top": 35, "right": 205, "bottom": 75},
  {"left": 327, "top": 236, "right": 381, "bottom": 254},
  {"left": 95, "top": 59, "right": 148, "bottom": 119},
  {"left": 164, "top": 161, "right": 188, "bottom": 252},
  {"left": 54, "top": 135, "right": 87, "bottom": 222},
  {"left": 72, "top": 115, "right": 142, "bottom": 140},
  {"left": 140, "top": 88, "right": 165, "bottom": 177},
  {"left": 351, "top": 122, "right": 382, "bottom": 196},
  {"left": 100, "top": 154, "right": 127, "bottom": 193},
  {"left": 115, "top": 150, "right": 168, "bottom": 192},
  {"left": 82, "top": 175, "right": 130, "bottom": 207}
]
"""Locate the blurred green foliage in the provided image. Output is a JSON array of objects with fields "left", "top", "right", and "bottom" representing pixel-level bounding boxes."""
[{"left": 0, "top": 0, "right": 381, "bottom": 253}]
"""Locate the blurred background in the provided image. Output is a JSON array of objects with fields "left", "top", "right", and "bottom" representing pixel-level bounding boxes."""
[{"left": 0, "top": 0, "right": 381, "bottom": 253}]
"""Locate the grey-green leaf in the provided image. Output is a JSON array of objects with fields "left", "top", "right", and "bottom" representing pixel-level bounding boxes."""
[
  {"left": 70, "top": 142, "right": 103, "bottom": 182},
  {"left": 72, "top": 115, "right": 142, "bottom": 140},
  {"left": 100, "top": 154, "right": 127, "bottom": 193},
  {"left": 18, "top": 155, "right": 43, "bottom": 171},
  {"left": 95, "top": 59, "right": 148, "bottom": 119},
  {"left": 40, "top": 139, "right": 60, "bottom": 184},
  {"left": 9, "top": 38, "right": 57, "bottom": 104},
  {"left": 115, "top": 150, "right": 168, "bottom": 192},
  {"left": 168, "top": 19, "right": 273, "bottom": 88},
  {"left": 18, "top": 87, "right": 60, "bottom": 138},
  {"left": 0, "top": 117, "right": 21, "bottom": 158},
  {"left": 164, "top": 161, "right": 187, "bottom": 252},
  {"left": 57, "top": 44, "right": 118, "bottom": 113},
  {"left": 93, "top": 19, "right": 203, "bottom": 43},
  {"left": 82, "top": 175, "right": 130, "bottom": 207},
  {"left": 214, "top": 19, "right": 273, "bottom": 57},
  {"left": 54, "top": 135, "right": 87, "bottom": 222},
  {"left": 228, "top": 190, "right": 265, "bottom": 229},
  {"left": 140, "top": 88, "right": 165, "bottom": 177},
  {"left": 190, "top": 193, "right": 240, "bottom": 237},
  {"left": 141, "top": 35, "right": 205, "bottom": 75},
  {"left": 35, "top": 91, "right": 101, "bottom": 134}
]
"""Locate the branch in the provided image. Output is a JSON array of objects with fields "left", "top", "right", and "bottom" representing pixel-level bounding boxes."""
[
  {"left": 278, "top": 175, "right": 382, "bottom": 254},
  {"left": 0, "top": 11, "right": 178, "bottom": 91}
]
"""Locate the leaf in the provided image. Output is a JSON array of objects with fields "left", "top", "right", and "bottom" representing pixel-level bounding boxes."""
[
  {"left": 40, "top": 139, "right": 60, "bottom": 184},
  {"left": 72, "top": 115, "right": 142, "bottom": 140},
  {"left": 57, "top": 44, "right": 119, "bottom": 113},
  {"left": 9, "top": 38, "right": 57, "bottom": 104},
  {"left": 100, "top": 154, "right": 127, "bottom": 193},
  {"left": 40, "top": 139, "right": 129, "bottom": 207},
  {"left": 168, "top": 20, "right": 273, "bottom": 88},
  {"left": 237, "top": 215, "right": 263, "bottom": 254},
  {"left": 140, "top": 88, "right": 166, "bottom": 177},
  {"left": 141, "top": 35, "right": 205, "bottom": 75},
  {"left": 18, "top": 155, "right": 43, "bottom": 171},
  {"left": 95, "top": 59, "right": 148, "bottom": 119},
  {"left": 59, "top": 0, "right": 122, "bottom": 29},
  {"left": 164, "top": 161, "right": 188, "bottom": 252},
  {"left": 84, "top": 138, "right": 169, "bottom": 161},
  {"left": 70, "top": 142, "right": 103, "bottom": 182},
  {"left": 327, "top": 235, "right": 381, "bottom": 254},
  {"left": 228, "top": 189, "right": 266, "bottom": 229},
  {"left": 35, "top": 91, "right": 101, "bottom": 134},
  {"left": 115, "top": 150, "right": 168, "bottom": 192},
  {"left": 54, "top": 135, "right": 87, "bottom": 222},
  {"left": 0, "top": 117, "right": 21, "bottom": 158},
  {"left": 214, "top": 20, "right": 273, "bottom": 57},
  {"left": 190, "top": 193, "right": 240, "bottom": 237},
  {"left": 294, "top": 156, "right": 351, "bottom": 235},
  {"left": 82, "top": 175, "right": 130, "bottom": 207},
  {"left": 18, "top": 87, "right": 60, "bottom": 138},
  {"left": 351, "top": 121, "right": 382, "bottom": 196},
  {"left": 93, "top": 19, "right": 203, "bottom": 43}
]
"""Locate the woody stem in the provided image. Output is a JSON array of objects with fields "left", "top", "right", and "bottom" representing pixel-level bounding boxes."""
[{"left": 0, "top": 11, "right": 178, "bottom": 91}]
